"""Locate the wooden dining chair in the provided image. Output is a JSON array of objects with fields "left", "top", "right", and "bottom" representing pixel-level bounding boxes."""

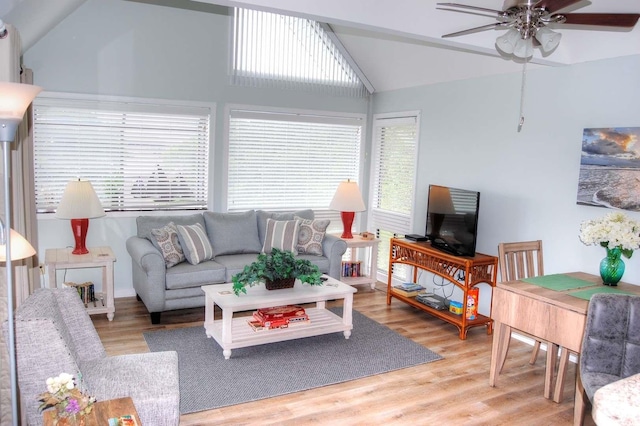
[
  {"left": 498, "top": 240, "right": 546, "bottom": 364},
  {"left": 497, "top": 240, "right": 571, "bottom": 402}
]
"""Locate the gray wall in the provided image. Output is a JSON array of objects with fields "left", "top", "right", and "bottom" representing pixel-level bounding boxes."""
[
  {"left": 372, "top": 54, "right": 640, "bottom": 312},
  {"left": 25, "top": 0, "right": 369, "bottom": 297}
]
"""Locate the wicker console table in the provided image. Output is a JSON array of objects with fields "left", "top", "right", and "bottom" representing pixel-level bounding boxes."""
[{"left": 386, "top": 238, "right": 498, "bottom": 339}]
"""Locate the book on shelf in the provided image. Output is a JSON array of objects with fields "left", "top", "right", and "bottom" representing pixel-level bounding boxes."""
[{"left": 341, "top": 261, "right": 362, "bottom": 277}]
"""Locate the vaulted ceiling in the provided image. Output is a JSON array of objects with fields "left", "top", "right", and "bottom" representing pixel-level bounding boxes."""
[{"left": 2, "top": 0, "right": 639, "bottom": 92}]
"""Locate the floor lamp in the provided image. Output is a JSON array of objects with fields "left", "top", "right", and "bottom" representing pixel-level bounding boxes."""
[{"left": 0, "top": 81, "right": 42, "bottom": 426}]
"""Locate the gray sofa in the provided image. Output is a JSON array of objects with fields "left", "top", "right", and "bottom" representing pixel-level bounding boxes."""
[
  {"left": 3, "top": 288, "right": 179, "bottom": 426},
  {"left": 126, "top": 209, "right": 347, "bottom": 324}
]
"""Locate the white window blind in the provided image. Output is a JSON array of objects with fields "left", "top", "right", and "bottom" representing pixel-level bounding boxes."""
[
  {"left": 370, "top": 113, "right": 419, "bottom": 280},
  {"left": 227, "top": 108, "right": 364, "bottom": 224},
  {"left": 231, "top": 8, "right": 370, "bottom": 98},
  {"left": 33, "top": 94, "right": 212, "bottom": 213}
]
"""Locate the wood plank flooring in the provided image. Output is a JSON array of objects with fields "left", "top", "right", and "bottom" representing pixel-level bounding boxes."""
[{"left": 91, "top": 284, "right": 594, "bottom": 425}]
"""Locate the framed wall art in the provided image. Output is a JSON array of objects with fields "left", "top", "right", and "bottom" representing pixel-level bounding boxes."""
[{"left": 577, "top": 127, "right": 640, "bottom": 211}]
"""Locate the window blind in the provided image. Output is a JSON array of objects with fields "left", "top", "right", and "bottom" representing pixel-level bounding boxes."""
[
  {"left": 227, "top": 108, "right": 364, "bottom": 225},
  {"left": 33, "top": 95, "right": 212, "bottom": 213},
  {"left": 231, "top": 8, "right": 370, "bottom": 98},
  {"left": 370, "top": 113, "right": 419, "bottom": 279}
]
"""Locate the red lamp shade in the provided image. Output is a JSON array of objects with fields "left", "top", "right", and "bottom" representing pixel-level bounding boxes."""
[
  {"left": 55, "top": 180, "right": 105, "bottom": 255},
  {"left": 329, "top": 180, "right": 366, "bottom": 239}
]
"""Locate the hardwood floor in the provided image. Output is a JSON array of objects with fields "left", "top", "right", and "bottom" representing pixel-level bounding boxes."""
[{"left": 91, "top": 284, "right": 594, "bottom": 426}]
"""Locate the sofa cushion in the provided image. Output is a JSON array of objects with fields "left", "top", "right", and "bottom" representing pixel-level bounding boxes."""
[
  {"left": 165, "top": 259, "right": 226, "bottom": 289},
  {"left": 177, "top": 223, "right": 213, "bottom": 265},
  {"left": 257, "top": 209, "right": 314, "bottom": 245},
  {"left": 204, "top": 210, "right": 262, "bottom": 257},
  {"left": 137, "top": 214, "right": 205, "bottom": 245},
  {"left": 262, "top": 219, "right": 300, "bottom": 254},
  {"left": 214, "top": 253, "right": 261, "bottom": 282},
  {"left": 151, "top": 222, "right": 185, "bottom": 268},
  {"left": 295, "top": 216, "right": 330, "bottom": 256}
]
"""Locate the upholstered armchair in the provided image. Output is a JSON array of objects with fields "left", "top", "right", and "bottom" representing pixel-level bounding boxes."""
[
  {"left": 574, "top": 293, "right": 640, "bottom": 425},
  {"left": 3, "top": 288, "right": 180, "bottom": 426}
]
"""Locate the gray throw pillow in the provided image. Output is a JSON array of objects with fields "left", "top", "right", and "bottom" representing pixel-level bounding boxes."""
[
  {"left": 295, "top": 216, "right": 330, "bottom": 256},
  {"left": 203, "top": 210, "right": 262, "bottom": 257},
  {"left": 176, "top": 223, "right": 213, "bottom": 265},
  {"left": 262, "top": 219, "right": 300, "bottom": 254},
  {"left": 150, "top": 222, "right": 185, "bottom": 268}
]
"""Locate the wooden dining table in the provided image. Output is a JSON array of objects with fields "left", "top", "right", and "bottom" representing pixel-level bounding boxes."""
[{"left": 488, "top": 272, "right": 640, "bottom": 420}]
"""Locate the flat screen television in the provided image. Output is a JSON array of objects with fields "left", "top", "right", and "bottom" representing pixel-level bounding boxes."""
[{"left": 425, "top": 184, "right": 481, "bottom": 257}]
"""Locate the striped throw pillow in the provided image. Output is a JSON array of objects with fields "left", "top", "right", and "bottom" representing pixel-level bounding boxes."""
[
  {"left": 177, "top": 223, "right": 213, "bottom": 265},
  {"left": 262, "top": 219, "right": 300, "bottom": 254}
]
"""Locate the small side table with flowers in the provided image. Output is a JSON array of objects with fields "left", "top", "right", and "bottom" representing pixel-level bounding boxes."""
[
  {"left": 579, "top": 211, "right": 640, "bottom": 286},
  {"left": 39, "top": 373, "right": 140, "bottom": 425}
]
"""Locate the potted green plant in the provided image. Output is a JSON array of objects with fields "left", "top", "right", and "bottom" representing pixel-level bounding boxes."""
[{"left": 232, "top": 248, "right": 323, "bottom": 295}]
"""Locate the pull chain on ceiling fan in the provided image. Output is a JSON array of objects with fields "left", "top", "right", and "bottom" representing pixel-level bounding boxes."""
[{"left": 436, "top": 0, "right": 640, "bottom": 131}]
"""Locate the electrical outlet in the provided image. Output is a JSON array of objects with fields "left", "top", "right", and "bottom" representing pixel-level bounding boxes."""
[{"left": 38, "top": 264, "right": 45, "bottom": 275}]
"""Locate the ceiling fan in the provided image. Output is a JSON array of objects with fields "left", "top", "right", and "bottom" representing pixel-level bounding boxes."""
[{"left": 437, "top": 0, "right": 640, "bottom": 58}]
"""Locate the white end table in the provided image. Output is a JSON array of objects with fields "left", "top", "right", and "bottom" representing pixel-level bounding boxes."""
[
  {"left": 45, "top": 246, "right": 116, "bottom": 321},
  {"left": 334, "top": 233, "right": 380, "bottom": 289}
]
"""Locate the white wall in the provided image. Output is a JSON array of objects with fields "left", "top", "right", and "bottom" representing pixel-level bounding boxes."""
[
  {"left": 23, "top": 0, "right": 640, "bottom": 305},
  {"left": 372, "top": 54, "right": 640, "bottom": 313},
  {"left": 24, "top": 0, "right": 369, "bottom": 297}
]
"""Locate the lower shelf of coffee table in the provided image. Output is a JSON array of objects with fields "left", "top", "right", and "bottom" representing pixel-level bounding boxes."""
[{"left": 204, "top": 307, "right": 352, "bottom": 351}]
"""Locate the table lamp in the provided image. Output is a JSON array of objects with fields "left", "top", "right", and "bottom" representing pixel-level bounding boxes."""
[
  {"left": 55, "top": 179, "right": 105, "bottom": 255},
  {"left": 0, "top": 80, "right": 42, "bottom": 426},
  {"left": 329, "top": 179, "right": 366, "bottom": 239}
]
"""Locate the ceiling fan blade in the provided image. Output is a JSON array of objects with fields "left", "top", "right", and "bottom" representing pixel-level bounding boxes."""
[
  {"left": 436, "top": 3, "right": 505, "bottom": 16},
  {"left": 442, "top": 22, "right": 508, "bottom": 38},
  {"left": 534, "top": 0, "right": 582, "bottom": 14},
  {"left": 560, "top": 13, "right": 640, "bottom": 27}
]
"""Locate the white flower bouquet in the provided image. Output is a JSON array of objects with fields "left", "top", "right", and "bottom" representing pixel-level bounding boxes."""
[
  {"left": 38, "top": 372, "right": 95, "bottom": 419},
  {"left": 579, "top": 211, "right": 640, "bottom": 259}
]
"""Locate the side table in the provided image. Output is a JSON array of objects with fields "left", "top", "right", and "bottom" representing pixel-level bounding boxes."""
[
  {"left": 43, "top": 397, "right": 141, "bottom": 425},
  {"left": 45, "top": 246, "right": 116, "bottom": 321},
  {"left": 334, "top": 233, "right": 380, "bottom": 289}
]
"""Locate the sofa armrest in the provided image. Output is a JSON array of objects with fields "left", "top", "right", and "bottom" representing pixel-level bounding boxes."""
[
  {"left": 126, "top": 236, "right": 167, "bottom": 312},
  {"left": 322, "top": 234, "right": 348, "bottom": 279}
]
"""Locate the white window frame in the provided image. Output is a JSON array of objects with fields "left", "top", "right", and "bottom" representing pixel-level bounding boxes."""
[
  {"left": 33, "top": 92, "right": 215, "bottom": 216},
  {"left": 223, "top": 103, "right": 366, "bottom": 228},
  {"left": 369, "top": 111, "right": 420, "bottom": 283},
  {"left": 229, "top": 7, "right": 372, "bottom": 98}
]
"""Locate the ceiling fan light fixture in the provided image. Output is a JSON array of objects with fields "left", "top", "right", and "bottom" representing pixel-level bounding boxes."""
[
  {"left": 535, "top": 27, "right": 562, "bottom": 53},
  {"left": 513, "top": 37, "right": 533, "bottom": 58},
  {"left": 495, "top": 28, "right": 520, "bottom": 55}
]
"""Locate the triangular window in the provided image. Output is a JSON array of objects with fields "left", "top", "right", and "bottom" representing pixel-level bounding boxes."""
[{"left": 230, "top": 8, "right": 371, "bottom": 97}]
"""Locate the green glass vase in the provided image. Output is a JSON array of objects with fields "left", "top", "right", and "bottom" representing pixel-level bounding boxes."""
[{"left": 599, "top": 247, "right": 625, "bottom": 286}]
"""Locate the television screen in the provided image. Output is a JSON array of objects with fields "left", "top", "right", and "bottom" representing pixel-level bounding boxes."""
[{"left": 425, "top": 184, "right": 480, "bottom": 257}]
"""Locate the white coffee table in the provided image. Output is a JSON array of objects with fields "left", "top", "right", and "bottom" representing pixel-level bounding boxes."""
[{"left": 202, "top": 276, "right": 357, "bottom": 359}]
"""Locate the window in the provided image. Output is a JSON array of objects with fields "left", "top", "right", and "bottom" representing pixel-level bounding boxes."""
[
  {"left": 230, "top": 8, "right": 371, "bottom": 97},
  {"left": 33, "top": 94, "right": 212, "bottom": 213},
  {"left": 226, "top": 106, "right": 364, "bottom": 224},
  {"left": 370, "top": 112, "right": 419, "bottom": 281}
]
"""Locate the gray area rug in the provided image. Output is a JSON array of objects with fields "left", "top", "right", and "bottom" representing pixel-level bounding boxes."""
[{"left": 143, "top": 308, "right": 442, "bottom": 414}]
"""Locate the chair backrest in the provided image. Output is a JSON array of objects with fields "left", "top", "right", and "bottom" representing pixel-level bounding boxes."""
[
  {"left": 581, "top": 294, "right": 640, "bottom": 379},
  {"left": 2, "top": 288, "right": 106, "bottom": 425},
  {"left": 497, "top": 240, "right": 544, "bottom": 282}
]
